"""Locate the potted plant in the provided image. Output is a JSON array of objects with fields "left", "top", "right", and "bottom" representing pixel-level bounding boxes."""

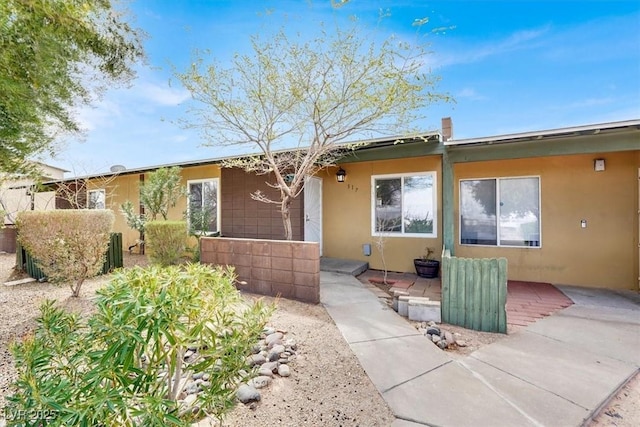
[{"left": 414, "top": 246, "right": 440, "bottom": 278}]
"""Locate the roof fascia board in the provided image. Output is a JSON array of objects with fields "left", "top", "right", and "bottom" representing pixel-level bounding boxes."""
[
  {"left": 445, "top": 119, "right": 640, "bottom": 146},
  {"left": 340, "top": 137, "right": 443, "bottom": 163},
  {"left": 447, "top": 132, "right": 640, "bottom": 163}
]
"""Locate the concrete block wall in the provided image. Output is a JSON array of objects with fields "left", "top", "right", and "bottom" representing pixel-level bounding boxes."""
[{"left": 200, "top": 237, "right": 320, "bottom": 303}]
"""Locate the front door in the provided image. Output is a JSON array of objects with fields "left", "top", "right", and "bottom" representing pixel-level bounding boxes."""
[{"left": 304, "top": 176, "right": 323, "bottom": 255}]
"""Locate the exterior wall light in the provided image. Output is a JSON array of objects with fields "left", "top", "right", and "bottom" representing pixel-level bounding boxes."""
[
  {"left": 594, "top": 159, "right": 605, "bottom": 172},
  {"left": 336, "top": 167, "right": 347, "bottom": 183}
]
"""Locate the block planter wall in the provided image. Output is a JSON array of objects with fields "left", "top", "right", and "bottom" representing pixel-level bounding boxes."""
[{"left": 200, "top": 237, "right": 320, "bottom": 304}]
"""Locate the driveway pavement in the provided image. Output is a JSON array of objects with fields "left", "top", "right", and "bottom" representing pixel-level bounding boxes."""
[{"left": 321, "top": 271, "right": 640, "bottom": 427}]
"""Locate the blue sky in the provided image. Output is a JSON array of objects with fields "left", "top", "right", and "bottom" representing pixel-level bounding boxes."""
[{"left": 45, "top": 0, "right": 640, "bottom": 175}]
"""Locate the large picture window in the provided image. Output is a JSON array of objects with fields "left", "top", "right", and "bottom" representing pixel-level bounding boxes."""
[
  {"left": 87, "top": 189, "right": 105, "bottom": 209},
  {"left": 372, "top": 172, "right": 437, "bottom": 237},
  {"left": 460, "top": 177, "right": 540, "bottom": 247},
  {"left": 187, "top": 179, "right": 219, "bottom": 235}
]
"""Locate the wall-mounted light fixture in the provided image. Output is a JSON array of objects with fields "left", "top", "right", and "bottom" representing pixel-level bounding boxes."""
[
  {"left": 336, "top": 167, "right": 347, "bottom": 183},
  {"left": 594, "top": 158, "right": 605, "bottom": 172}
]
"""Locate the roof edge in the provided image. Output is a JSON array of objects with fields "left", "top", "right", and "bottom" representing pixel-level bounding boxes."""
[
  {"left": 445, "top": 119, "right": 640, "bottom": 146},
  {"left": 46, "top": 131, "right": 441, "bottom": 184}
]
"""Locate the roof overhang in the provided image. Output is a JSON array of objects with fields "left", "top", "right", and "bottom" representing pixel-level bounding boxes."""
[
  {"left": 44, "top": 131, "right": 442, "bottom": 184},
  {"left": 445, "top": 119, "right": 640, "bottom": 147},
  {"left": 338, "top": 131, "right": 442, "bottom": 163}
]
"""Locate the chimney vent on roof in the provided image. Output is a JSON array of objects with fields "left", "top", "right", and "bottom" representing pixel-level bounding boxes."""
[
  {"left": 110, "top": 165, "right": 126, "bottom": 172},
  {"left": 442, "top": 117, "right": 453, "bottom": 142}
]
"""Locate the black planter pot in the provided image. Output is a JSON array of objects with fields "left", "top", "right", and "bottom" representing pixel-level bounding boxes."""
[{"left": 414, "top": 259, "right": 440, "bottom": 278}]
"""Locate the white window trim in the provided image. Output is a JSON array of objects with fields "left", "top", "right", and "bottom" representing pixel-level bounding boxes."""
[
  {"left": 87, "top": 189, "right": 106, "bottom": 210},
  {"left": 187, "top": 178, "right": 221, "bottom": 233},
  {"left": 459, "top": 175, "right": 542, "bottom": 248},
  {"left": 371, "top": 171, "right": 438, "bottom": 238}
]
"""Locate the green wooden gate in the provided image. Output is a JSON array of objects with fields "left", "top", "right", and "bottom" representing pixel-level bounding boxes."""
[
  {"left": 441, "top": 249, "right": 508, "bottom": 333},
  {"left": 16, "top": 233, "right": 123, "bottom": 281}
]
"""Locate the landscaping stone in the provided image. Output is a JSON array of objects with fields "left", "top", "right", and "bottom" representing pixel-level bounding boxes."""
[
  {"left": 444, "top": 331, "right": 455, "bottom": 345},
  {"left": 183, "top": 393, "right": 198, "bottom": 407},
  {"left": 265, "top": 332, "right": 284, "bottom": 346},
  {"left": 258, "top": 367, "right": 275, "bottom": 377},
  {"left": 144, "top": 324, "right": 296, "bottom": 412},
  {"left": 237, "top": 384, "right": 261, "bottom": 404},
  {"left": 248, "top": 376, "right": 273, "bottom": 389},
  {"left": 262, "top": 361, "right": 279, "bottom": 373},
  {"left": 414, "top": 321, "right": 473, "bottom": 351},
  {"left": 278, "top": 364, "right": 291, "bottom": 377},
  {"left": 247, "top": 354, "right": 267, "bottom": 366},
  {"left": 426, "top": 326, "right": 441, "bottom": 336}
]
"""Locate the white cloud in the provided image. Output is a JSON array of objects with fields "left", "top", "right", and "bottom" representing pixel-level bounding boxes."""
[
  {"left": 137, "top": 82, "right": 191, "bottom": 106},
  {"left": 435, "top": 26, "right": 550, "bottom": 67},
  {"left": 75, "top": 99, "right": 123, "bottom": 132},
  {"left": 561, "top": 97, "right": 614, "bottom": 109},
  {"left": 457, "top": 87, "right": 487, "bottom": 101}
]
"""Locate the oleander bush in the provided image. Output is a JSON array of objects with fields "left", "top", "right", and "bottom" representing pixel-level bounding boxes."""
[
  {"left": 15, "top": 209, "right": 114, "bottom": 296},
  {"left": 145, "top": 220, "right": 188, "bottom": 266},
  {"left": 6, "top": 263, "right": 273, "bottom": 426}
]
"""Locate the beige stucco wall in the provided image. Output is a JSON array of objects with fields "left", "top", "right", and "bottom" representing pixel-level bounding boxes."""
[
  {"left": 454, "top": 151, "right": 640, "bottom": 290},
  {"left": 87, "top": 164, "right": 221, "bottom": 249},
  {"left": 321, "top": 156, "right": 443, "bottom": 273}
]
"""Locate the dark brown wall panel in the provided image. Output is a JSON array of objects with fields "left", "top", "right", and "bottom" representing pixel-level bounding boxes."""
[{"left": 221, "top": 168, "right": 304, "bottom": 241}]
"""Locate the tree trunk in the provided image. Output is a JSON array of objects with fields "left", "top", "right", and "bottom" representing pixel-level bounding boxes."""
[
  {"left": 71, "top": 278, "right": 84, "bottom": 298},
  {"left": 281, "top": 197, "right": 293, "bottom": 240}
]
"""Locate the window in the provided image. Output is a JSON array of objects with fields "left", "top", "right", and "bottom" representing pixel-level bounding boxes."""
[
  {"left": 87, "top": 189, "right": 105, "bottom": 209},
  {"left": 187, "top": 179, "right": 219, "bottom": 235},
  {"left": 460, "top": 177, "right": 540, "bottom": 247},
  {"left": 372, "top": 172, "right": 437, "bottom": 237}
]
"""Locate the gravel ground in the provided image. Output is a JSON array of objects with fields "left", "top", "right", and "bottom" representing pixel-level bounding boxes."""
[
  {"left": 0, "top": 253, "right": 394, "bottom": 426},
  {"left": 1, "top": 252, "right": 637, "bottom": 426}
]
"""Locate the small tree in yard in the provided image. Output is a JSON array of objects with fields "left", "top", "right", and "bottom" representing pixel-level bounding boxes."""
[
  {"left": 121, "top": 166, "right": 186, "bottom": 252},
  {"left": 175, "top": 23, "right": 449, "bottom": 240},
  {"left": 16, "top": 210, "right": 114, "bottom": 297}
]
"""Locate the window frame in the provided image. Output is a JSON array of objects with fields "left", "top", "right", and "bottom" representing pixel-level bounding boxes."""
[
  {"left": 87, "top": 189, "right": 106, "bottom": 210},
  {"left": 371, "top": 171, "right": 438, "bottom": 238},
  {"left": 186, "top": 178, "right": 220, "bottom": 234},
  {"left": 459, "top": 175, "right": 542, "bottom": 248}
]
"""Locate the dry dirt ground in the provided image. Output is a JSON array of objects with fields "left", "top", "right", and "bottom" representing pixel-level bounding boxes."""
[{"left": 0, "top": 252, "right": 637, "bottom": 426}]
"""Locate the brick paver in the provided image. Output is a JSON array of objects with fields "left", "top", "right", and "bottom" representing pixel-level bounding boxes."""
[{"left": 358, "top": 271, "right": 574, "bottom": 329}]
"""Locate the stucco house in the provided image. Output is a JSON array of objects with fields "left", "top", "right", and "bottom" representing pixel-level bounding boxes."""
[
  {"left": 49, "top": 118, "right": 640, "bottom": 291},
  {"left": 326, "top": 118, "right": 639, "bottom": 291}
]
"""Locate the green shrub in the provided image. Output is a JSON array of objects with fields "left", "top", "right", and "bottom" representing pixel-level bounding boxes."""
[
  {"left": 6, "top": 263, "right": 273, "bottom": 426},
  {"left": 145, "top": 220, "right": 187, "bottom": 266},
  {"left": 15, "top": 209, "right": 114, "bottom": 297}
]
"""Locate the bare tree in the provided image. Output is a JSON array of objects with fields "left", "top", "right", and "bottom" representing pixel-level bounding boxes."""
[{"left": 176, "top": 23, "right": 449, "bottom": 240}]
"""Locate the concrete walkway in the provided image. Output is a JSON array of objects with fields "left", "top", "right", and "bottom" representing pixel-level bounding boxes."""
[{"left": 320, "top": 271, "right": 640, "bottom": 427}]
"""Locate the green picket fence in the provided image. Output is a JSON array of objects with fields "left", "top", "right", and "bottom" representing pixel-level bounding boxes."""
[
  {"left": 16, "top": 233, "right": 123, "bottom": 281},
  {"left": 441, "top": 249, "right": 508, "bottom": 334}
]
